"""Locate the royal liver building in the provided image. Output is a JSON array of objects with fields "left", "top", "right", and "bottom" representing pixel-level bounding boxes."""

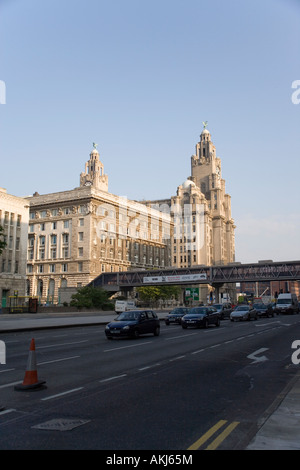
[{"left": 145, "top": 123, "right": 235, "bottom": 269}]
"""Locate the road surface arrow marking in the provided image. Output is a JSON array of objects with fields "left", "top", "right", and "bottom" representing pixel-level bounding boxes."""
[{"left": 247, "top": 348, "right": 269, "bottom": 364}]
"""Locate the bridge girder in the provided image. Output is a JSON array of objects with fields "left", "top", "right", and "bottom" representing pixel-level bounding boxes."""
[{"left": 90, "top": 261, "right": 300, "bottom": 291}]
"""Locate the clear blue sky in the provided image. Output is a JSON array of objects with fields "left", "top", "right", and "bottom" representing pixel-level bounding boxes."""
[{"left": 1, "top": 0, "right": 299, "bottom": 264}]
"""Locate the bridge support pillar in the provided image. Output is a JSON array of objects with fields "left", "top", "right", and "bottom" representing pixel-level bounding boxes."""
[
  {"left": 211, "top": 283, "right": 223, "bottom": 304},
  {"left": 121, "top": 287, "right": 134, "bottom": 298}
]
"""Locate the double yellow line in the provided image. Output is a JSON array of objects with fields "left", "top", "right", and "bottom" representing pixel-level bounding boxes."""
[{"left": 188, "top": 420, "right": 239, "bottom": 450}]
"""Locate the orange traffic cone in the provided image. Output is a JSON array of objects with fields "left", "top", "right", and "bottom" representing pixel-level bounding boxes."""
[{"left": 14, "top": 338, "right": 46, "bottom": 391}]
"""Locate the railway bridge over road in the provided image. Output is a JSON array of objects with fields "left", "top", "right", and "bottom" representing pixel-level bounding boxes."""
[{"left": 90, "top": 260, "right": 300, "bottom": 294}]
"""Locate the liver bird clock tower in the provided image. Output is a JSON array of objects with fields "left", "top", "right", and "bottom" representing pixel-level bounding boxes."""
[
  {"left": 80, "top": 143, "right": 108, "bottom": 191},
  {"left": 191, "top": 123, "right": 235, "bottom": 266}
]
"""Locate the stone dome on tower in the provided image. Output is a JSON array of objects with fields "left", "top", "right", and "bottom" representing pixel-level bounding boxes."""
[
  {"left": 182, "top": 179, "right": 196, "bottom": 189},
  {"left": 90, "top": 143, "right": 100, "bottom": 156}
]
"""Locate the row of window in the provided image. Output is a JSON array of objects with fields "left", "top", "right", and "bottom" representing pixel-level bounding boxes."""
[
  {"left": 29, "top": 219, "right": 77, "bottom": 232},
  {"left": 30, "top": 233, "right": 71, "bottom": 247},
  {"left": 99, "top": 248, "right": 164, "bottom": 264},
  {"left": 98, "top": 225, "right": 163, "bottom": 240},
  {"left": 27, "top": 259, "right": 158, "bottom": 276},
  {"left": 174, "top": 244, "right": 198, "bottom": 253},
  {"left": 30, "top": 207, "right": 86, "bottom": 219},
  {"left": 27, "top": 263, "right": 69, "bottom": 274},
  {"left": 1, "top": 259, "right": 20, "bottom": 274},
  {"left": 98, "top": 235, "right": 166, "bottom": 254},
  {"left": 0, "top": 212, "right": 22, "bottom": 267},
  {"left": 2, "top": 235, "right": 21, "bottom": 250},
  {"left": 174, "top": 255, "right": 198, "bottom": 264},
  {"left": 0, "top": 211, "right": 22, "bottom": 227}
]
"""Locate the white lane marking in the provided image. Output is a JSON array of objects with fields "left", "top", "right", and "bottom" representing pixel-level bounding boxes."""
[
  {"left": 0, "top": 409, "right": 16, "bottom": 415},
  {"left": 38, "top": 356, "right": 80, "bottom": 366},
  {"left": 204, "top": 327, "right": 225, "bottom": 333},
  {"left": 139, "top": 363, "right": 161, "bottom": 371},
  {"left": 169, "top": 355, "right": 186, "bottom": 361},
  {"left": 255, "top": 321, "right": 281, "bottom": 327},
  {"left": 0, "top": 368, "right": 15, "bottom": 373},
  {"left": 36, "top": 340, "right": 88, "bottom": 349},
  {"left": 0, "top": 381, "right": 22, "bottom": 389},
  {"left": 100, "top": 374, "right": 127, "bottom": 383},
  {"left": 41, "top": 387, "right": 83, "bottom": 401},
  {"left": 165, "top": 332, "right": 199, "bottom": 340},
  {"left": 104, "top": 341, "right": 152, "bottom": 352},
  {"left": 192, "top": 349, "right": 205, "bottom": 355}
]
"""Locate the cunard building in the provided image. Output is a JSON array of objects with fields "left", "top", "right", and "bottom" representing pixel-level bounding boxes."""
[{"left": 25, "top": 145, "right": 172, "bottom": 304}]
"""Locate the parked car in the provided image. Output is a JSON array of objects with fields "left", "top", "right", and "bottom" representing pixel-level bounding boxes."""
[
  {"left": 181, "top": 306, "right": 220, "bottom": 329},
  {"left": 105, "top": 310, "right": 160, "bottom": 339},
  {"left": 252, "top": 303, "right": 274, "bottom": 318},
  {"left": 165, "top": 307, "right": 189, "bottom": 325},
  {"left": 212, "top": 303, "right": 232, "bottom": 320},
  {"left": 230, "top": 305, "right": 258, "bottom": 322}
]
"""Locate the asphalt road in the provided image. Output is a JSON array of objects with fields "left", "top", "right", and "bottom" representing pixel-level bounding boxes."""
[{"left": 0, "top": 314, "right": 300, "bottom": 450}]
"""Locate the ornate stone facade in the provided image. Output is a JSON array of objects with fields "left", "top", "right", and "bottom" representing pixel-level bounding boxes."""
[
  {"left": 5, "top": 126, "right": 235, "bottom": 305},
  {"left": 142, "top": 126, "right": 236, "bottom": 302},
  {"left": 25, "top": 147, "right": 172, "bottom": 303},
  {"left": 0, "top": 188, "right": 29, "bottom": 307},
  {"left": 144, "top": 126, "right": 235, "bottom": 268}
]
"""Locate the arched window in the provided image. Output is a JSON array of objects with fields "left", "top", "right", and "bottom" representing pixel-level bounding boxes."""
[
  {"left": 49, "top": 279, "right": 55, "bottom": 297},
  {"left": 38, "top": 280, "right": 43, "bottom": 297}
]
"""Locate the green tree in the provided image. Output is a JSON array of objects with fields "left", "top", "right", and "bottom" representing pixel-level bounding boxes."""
[
  {"left": 137, "top": 286, "right": 162, "bottom": 303},
  {"left": 159, "top": 285, "right": 181, "bottom": 300},
  {"left": 70, "top": 286, "right": 111, "bottom": 309},
  {"left": 0, "top": 225, "right": 6, "bottom": 255},
  {"left": 137, "top": 285, "right": 181, "bottom": 304}
]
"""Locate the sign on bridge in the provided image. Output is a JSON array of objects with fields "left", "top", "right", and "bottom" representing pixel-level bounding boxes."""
[{"left": 143, "top": 273, "right": 207, "bottom": 284}]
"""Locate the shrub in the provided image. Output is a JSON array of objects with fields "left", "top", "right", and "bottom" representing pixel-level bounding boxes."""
[{"left": 70, "top": 286, "right": 110, "bottom": 309}]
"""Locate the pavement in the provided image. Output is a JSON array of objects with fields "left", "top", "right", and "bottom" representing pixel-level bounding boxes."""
[{"left": 1, "top": 309, "right": 300, "bottom": 450}]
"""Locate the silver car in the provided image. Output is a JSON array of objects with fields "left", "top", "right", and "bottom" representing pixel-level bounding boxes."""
[{"left": 230, "top": 305, "right": 258, "bottom": 322}]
